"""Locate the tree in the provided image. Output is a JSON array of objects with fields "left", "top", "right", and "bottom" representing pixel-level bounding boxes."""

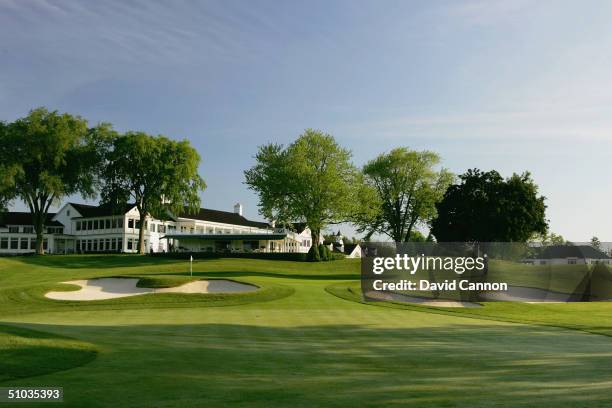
[
  {"left": 245, "top": 129, "right": 357, "bottom": 257},
  {"left": 430, "top": 169, "right": 548, "bottom": 242},
  {"left": 4, "top": 108, "right": 105, "bottom": 254},
  {"left": 101, "top": 132, "right": 206, "bottom": 254},
  {"left": 0, "top": 121, "right": 20, "bottom": 212},
  {"left": 353, "top": 148, "right": 454, "bottom": 242},
  {"left": 531, "top": 232, "right": 565, "bottom": 246},
  {"left": 591, "top": 236, "right": 601, "bottom": 251}
]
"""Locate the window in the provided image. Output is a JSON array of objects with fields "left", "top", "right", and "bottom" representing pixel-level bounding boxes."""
[
  {"left": 76, "top": 221, "right": 81, "bottom": 231},
  {"left": 128, "top": 219, "right": 134, "bottom": 229},
  {"left": 87, "top": 220, "right": 93, "bottom": 230},
  {"left": 93, "top": 240, "right": 98, "bottom": 251},
  {"left": 159, "top": 225, "right": 166, "bottom": 234},
  {"left": 8, "top": 226, "right": 19, "bottom": 233},
  {"left": 118, "top": 238, "right": 123, "bottom": 251},
  {"left": 112, "top": 219, "right": 117, "bottom": 229},
  {"left": 135, "top": 220, "right": 141, "bottom": 229},
  {"left": 568, "top": 259, "right": 577, "bottom": 265},
  {"left": 105, "top": 219, "right": 111, "bottom": 229},
  {"left": 118, "top": 218, "right": 124, "bottom": 228},
  {"left": 111, "top": 238, "right": 116, "bottom": 250},
  {"left": 106, "top": 239, "right": 111, "bottom": 250},
  {"left": 0, "top": 238, "right": 7, "bottom": 249},
  {"left": 87, "top": 240, "right": 92, "bottom": 251},
  {"left": 20, "top": 238, "right": 28, "bottom": 250},
  {"left": 30, "top": 239, "right": 36, "bottom": 250},
  {"left": 127, "top": 239, "right": 133, "bottom": 250},
  {"left": 23, "top": 226, "right": 34, "bottom": 234},
  {"left": 94, "top": 220, "right": 99, "bottom": 230},
  {"left": 10, "top": 238, "right": 18, "bottom": 249},
  {"left": 67, "top": 210, "right": 71, "bottom": 216},
  {"left": 43, "top": 239, "right": 48, "bottom": 250}
]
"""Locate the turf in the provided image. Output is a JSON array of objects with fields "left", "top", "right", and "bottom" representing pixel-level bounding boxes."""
[{"left": 2, "top": 255, "right": 612, "bottom": 407}]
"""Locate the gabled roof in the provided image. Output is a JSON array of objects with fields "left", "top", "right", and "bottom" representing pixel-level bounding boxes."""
[
  {"left": 68, "top": 202, "right": 136, "bottom": 218},
  {"left": 0, "top": 212, "right": 63, "bottom": 227},
  {"left": 343, "top": 244, "right": 359, "bottom": 255},
  {"left": 291, "top": 223, "right": 308, "bottom": 234},
  {"left": 531, "top": 245, "right": 611, "bottom": 259},
  {"left": 177, "top": 208, "right": 270, "bottom": 229}
]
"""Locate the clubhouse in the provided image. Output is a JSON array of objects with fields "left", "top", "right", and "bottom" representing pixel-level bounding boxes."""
[{"left": 0, "top": 202, "right": 317, "bottom": 255}]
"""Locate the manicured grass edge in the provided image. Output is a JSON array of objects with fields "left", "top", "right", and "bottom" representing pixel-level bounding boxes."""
[{"left": 325, "top": 282, "right": 612, "bottom": 339}]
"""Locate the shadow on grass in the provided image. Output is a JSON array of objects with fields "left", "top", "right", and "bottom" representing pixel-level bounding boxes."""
[
  {"left": 0, "top": 324, "right": 97, "bottom": 382},
  {"left": 3, "top": 321, "right": 612, "bottom": 407},
  {"left": 191, "top": 270, "right": 357, "bottom": 281},
  {"left": 14, "top": 254, "right": 175, "bottom": 269}
]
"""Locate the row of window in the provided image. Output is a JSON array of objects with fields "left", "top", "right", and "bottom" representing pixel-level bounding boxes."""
[
  {"left": 76, "top": 237, "right": 146, "bottom": 252},
  {"left": 6, "top": 226, "right": 63, "bottom": 234},
  {"left": 0, "top": 237, "right": 48, "bottom": 250},
  {"left": 77, "top": 238, "right": 124, "bottom": 252},
  {"left": 76, "top": 218, "right": 124, "bottom": 231}
]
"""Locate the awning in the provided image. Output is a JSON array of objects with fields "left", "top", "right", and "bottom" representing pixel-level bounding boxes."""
[{"left": 161, "top": 233, "right": 287, "bottom": 241}]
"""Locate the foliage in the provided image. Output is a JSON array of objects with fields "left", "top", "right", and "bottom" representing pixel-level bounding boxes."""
[
  {"left": 307, "top": 244, "right": 321, "bottom": 261},
  {"left": 531, "top": 232, "right": 566, "bottom": 246},
  {"left": 590, "top": 236, "right": 601, "bottom": 250},
  {"left": 430, "top": 169, "right": 548, "bottom": 243},
  {"left": 3, "top": 108, "right": 107, "bottom": 254},
  {"left": 318, "top": 244, "right": 329, "bottom": 261},
  {"left": 245, "top": 129, "right": 357, "bottom": 254},
  {"left": 354, "top": 148, "right": 453, "bottom": 242},
  {"left": 101, "top": 132, "right": 206, "bottom": 254}
]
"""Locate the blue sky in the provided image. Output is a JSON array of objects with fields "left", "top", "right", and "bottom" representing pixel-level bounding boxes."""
[{"left": 2, "top": 0, "right": 612, "bottom": 241}]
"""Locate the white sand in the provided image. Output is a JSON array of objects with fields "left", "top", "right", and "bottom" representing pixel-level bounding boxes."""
[
  {"left": 365, "top": 290, "right": 482, "bottom": 308},
  {"left": 45, "top": 278, "right": 257, "bottom": 301}
]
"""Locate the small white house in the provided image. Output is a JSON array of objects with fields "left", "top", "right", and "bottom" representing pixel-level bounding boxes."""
[{"left": 524, "top": 245, "right": 611, "bottom": 265}]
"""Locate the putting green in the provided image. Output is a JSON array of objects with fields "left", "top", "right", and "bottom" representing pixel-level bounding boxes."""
[{"left": 2, "top": 255, "right": 612, "bottom": 407}]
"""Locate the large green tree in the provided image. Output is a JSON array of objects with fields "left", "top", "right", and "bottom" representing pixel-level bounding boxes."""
[
  {"left": 101, "top": 132, "right": 206, "bottom": 254},
  {"left": 4, "top": 108, "right": 105, "bottom": 254},
  {"left": 0, "top": 121, "right": 20, "bottom": 212},
  {"left": 244, "top": 129, "right": 357, "bottom": 254},
  {"left": 353, "top": 148, "right": 454, "bottom": 242},
  {"left": 430, "top": 169, "right": 548, "bottom": 242}
]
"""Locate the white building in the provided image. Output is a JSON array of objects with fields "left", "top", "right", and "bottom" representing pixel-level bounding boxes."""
[
  {"left": 0, "top": 202, "right": 319, "bottom": 255},
  {"left": 523, "top": 245, "right": 611, "bottom": 265}
]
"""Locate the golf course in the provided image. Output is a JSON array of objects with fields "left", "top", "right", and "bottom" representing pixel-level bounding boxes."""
[{"left": 2, "top": 255, "right": 612, "bottom": 407}]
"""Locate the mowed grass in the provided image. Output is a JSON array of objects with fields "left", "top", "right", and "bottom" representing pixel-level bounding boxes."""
[{"left": 1, "top": 255, "right": 612, "bottom": 407}]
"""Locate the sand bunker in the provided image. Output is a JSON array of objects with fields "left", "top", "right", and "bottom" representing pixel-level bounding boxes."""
[
  {"left": 365, "top": 290, "right": 482, "bottom": 308},
  {"left": 46, "top": 278, "right": 258, "bottom": 301}
]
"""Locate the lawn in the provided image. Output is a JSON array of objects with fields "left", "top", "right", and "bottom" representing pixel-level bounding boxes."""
[{"left": 2, "top": 255, "right": 612, "bottom": 407}]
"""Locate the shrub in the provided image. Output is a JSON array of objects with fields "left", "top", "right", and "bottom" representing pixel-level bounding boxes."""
[
  {"left": 307, "top": 245, "right": 321, "bottom": 262},
  {"left": 319, "top": 244, "right": 329, "bottom": 261}
]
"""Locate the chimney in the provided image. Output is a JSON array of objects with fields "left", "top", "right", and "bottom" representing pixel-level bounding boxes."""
[{"left": 233, "top": 203, "right": 243, "bottom": 216}]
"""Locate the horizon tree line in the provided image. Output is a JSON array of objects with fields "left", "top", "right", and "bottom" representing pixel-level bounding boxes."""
[{"left": 1, "top": 107, "right": 550, "bottom": 259}]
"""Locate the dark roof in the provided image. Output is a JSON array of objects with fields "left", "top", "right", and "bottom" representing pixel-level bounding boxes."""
[
  {"left": 533, "top": 245, "right": 611, "bottom": 259},
  {"left": 344, "top": 244, "right": 359, "bottom": 255},
  {"left": 291, "top": 223, "right": 308, "bottom": 234},
  {"left": 69, "top": 202, "right": 136, "bottom": 218},
  {"left": 177, "top": 208, "right": 270, "bottom": 229},
  {"left": 0, "top": 212, "right": 63, "bottom": 227}
]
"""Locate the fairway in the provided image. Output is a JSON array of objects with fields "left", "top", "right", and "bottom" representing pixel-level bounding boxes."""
[{"left": 2, "top": 256, "right": 612, "bottom": 407}]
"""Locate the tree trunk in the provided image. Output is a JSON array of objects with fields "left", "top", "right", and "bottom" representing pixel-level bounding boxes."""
[
  {"left": 34, "top": 214, "right": 44, "bottom": 255},
  {"left": 138, "top": 213, "right": 146, "bottom": 254},
  {"left": 310, "top": 228, "right": 320, "bottom": 250}
]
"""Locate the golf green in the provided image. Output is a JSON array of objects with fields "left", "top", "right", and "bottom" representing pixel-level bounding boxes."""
[{"left": 1, "top": 255, "right": 612, "bottom": 407}]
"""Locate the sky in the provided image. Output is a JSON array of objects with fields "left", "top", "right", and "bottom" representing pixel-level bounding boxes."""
[{"left": 2, "top": 0, "right": 612, "bottom": 241}]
